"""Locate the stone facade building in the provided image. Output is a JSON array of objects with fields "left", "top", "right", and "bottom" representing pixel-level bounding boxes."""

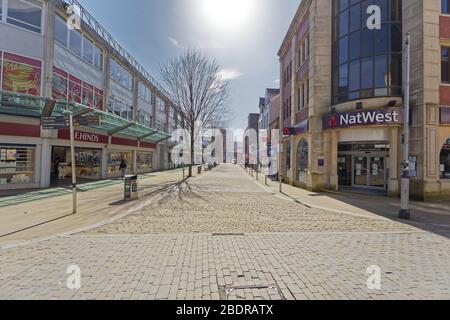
[{"left": 279, "top": 0, "right": 450, "bottom": 200}]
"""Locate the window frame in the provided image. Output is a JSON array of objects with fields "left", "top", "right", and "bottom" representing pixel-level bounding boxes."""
[
  {"left": 441, "top": 46, "right": 450, "bottom": 84},
  {"left": 332, "top": 0, "right": 403, "bottom": 105},
  {"left": 5, "top": 0, "right": 43, "bottom": 34}
]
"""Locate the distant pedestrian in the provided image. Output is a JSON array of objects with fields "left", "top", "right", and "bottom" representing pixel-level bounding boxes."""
[{"left": 119, "top": 159, "right": 127, "bottom": 178}]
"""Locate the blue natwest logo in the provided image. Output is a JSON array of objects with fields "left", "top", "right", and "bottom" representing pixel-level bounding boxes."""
[{"left": 323, "top": 108, "right": 403, "bottom": 130}]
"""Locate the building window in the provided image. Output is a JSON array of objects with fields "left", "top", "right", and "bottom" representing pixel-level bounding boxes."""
[
  {"left": 52, "top": 68, "right": 68, "bottom": 100},
  {"left": 137, "top": 110, "right": 152, "bottom": 127},
  {"left": 110, "top": 59, "right": 133, "bottom": 91},
  {"left": 443, "top": 0, "right": 450, "bottom": 14},
  {"left": 0, "top": 145, "right": 35, "bottom": 186},
  {"left": 69, "top": 28, "right": 82, "bottom": 57},
  {"left": 1, "top": 52, "right": 41, "bottom": 96},
  {"left": 108, "top": 95, "right": 133, "bottom": 120},
  {"left": 441, "top": 138, "right": 450, "bottom": 179},
  {"left": 52, "top": 66, "right": 103, "bottom": 108},
  {"left": 54, "top": 15, "right": 68, "bottom": 47},
  {"left": 297, "top": 139, "right": 309, "bottom": 183},
  {"left": 138, "top": 82, "right": 152, "bottom": 103},
  {"left": 442, "top": 47, "right": 450, "bottom": 83},
  {"left": 82, "top": 37, "right": 94, "bottom": 64},
  {"left": 156, "top": 96, "right": 166, "bottom": 113},
  {"left": 332, "top": 0, "right": 403, "bottom": 105},
  {"left": 94, "top": 45, "right": 103, "bottom": 70},
  {"left": 7, "top": 0, "right": 42, "bottom": 34}
]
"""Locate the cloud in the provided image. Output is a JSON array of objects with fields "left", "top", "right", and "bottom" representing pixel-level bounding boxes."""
[
  {"left": 218, "top": 68, "right": 243, "bottom": 81},
  {"left": 169, "top": 37, "right": 182, "bottom": 48},
  {"left": 273, "top": 79, "right": 280, "bottom": 85}
]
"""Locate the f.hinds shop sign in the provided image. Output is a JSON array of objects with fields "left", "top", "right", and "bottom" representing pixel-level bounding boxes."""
[
  {"left": 323, "top": 108, "right": 403, "bottom": 130},
  {"left": 74, "top": 131, "right": 102, "bottom": 143}
]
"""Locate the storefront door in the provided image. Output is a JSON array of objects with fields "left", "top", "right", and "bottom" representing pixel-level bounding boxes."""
[{"left": 352, "top": 156, "right": 387, "bottom": 190}]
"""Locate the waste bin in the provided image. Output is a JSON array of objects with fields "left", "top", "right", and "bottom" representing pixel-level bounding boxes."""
[
  {"left": 124, "top": 175, "right": 138, "bottom": 200},
  {"left": 197, "top": 166, "right": 202, "bottom": 174}
]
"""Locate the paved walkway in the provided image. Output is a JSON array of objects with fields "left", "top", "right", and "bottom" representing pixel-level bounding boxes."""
[
  {"left": 0, "top": 168, "right": 189, "bottom": 245},
  {"left": 247, "top": 167, "right": 450, "bottom": 238},
  {"left": 0, "top": 165, "right": 449, "bottom": 300}
]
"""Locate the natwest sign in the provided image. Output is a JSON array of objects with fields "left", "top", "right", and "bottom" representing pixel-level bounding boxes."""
[{"left": 323, "top": 108, "right": 403, "bottom": 130}]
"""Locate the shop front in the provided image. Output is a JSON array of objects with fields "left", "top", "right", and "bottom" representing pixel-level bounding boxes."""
[
  {"left": 323, "top": 108, "right": 403, "bottom": 195},
  {"left": 0, "top": 144, "right": 37, "bottom": 188},
  {"left": 337, "top": 142, "right": 390, "bottom": 192},
  {"left": 136, "top": 151, "right": 153, "bottom": 173},
  {"left": 107, "top": 151, "right": 133, "bottom": 178},
  {"left": 51, "top": 146, "right": 102, "bottom": 183}
]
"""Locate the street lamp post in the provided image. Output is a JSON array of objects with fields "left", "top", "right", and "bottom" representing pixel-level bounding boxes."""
[{"left": 399, "top": 33, "right": 411, "bottom": 220}]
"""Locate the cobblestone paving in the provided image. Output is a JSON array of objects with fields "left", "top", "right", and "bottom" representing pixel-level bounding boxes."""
[
  {"left": 87, "top": 166, "right": 419, "bottom": 234},
  {"left": 0, "top": 165, "right": 449, "bottom": 300},
  {"left": 0, "top": 233, "right": 448, "bottom": 300}
]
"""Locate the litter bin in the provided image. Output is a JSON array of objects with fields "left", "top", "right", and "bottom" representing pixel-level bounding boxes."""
[
  {"left": 197, "top": 166, "right": 202, "bottom": 174},
  {"left": 124, "top": 175, "right": 138, "bottom": 200}
]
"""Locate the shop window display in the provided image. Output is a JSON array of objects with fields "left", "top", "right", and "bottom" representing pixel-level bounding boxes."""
[
  {"left": 53, "top": 147, "right": 101, "bottom": 180},
  {"left": 136, "top": 152, "right": 153, "bottom": 172},
  {"left": 0, "top": 146, "right": 35, "bottom": 185},
  {"left": 108, "top": 152, "right": 132, "bottom": 176}
]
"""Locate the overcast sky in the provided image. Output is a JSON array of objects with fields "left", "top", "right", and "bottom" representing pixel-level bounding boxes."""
[{"left": 78, "top": 0, "right": 300, "bottom": 129}]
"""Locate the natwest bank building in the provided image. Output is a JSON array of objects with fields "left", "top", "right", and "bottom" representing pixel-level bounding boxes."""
[{"left": 279, "top": 0, "right": 450, "bottom": 200}]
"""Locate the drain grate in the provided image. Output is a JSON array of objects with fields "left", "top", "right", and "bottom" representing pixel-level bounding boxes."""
[{"left": 219, "top": 283, "right": 285, "bottom": 300}]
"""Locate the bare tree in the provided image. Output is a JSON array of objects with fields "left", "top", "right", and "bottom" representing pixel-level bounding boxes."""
[{"left": 160, "top": 49, "right": 232, "bottom": 177}]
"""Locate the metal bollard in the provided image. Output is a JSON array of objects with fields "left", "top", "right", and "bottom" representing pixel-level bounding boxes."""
[
  {"left": 183, "top": 168, "right": 185, "bottom": 180},
  {"left": 265, "top": 175, "right": 268, "bottom": 186},
  {"left": 279, "top": 174, "right": 282, "bottom": 193}
]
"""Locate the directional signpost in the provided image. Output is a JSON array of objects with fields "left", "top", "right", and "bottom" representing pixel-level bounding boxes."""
[
  {"left": 73, "top": 115, "right": 100, "bottom": 127},
  {"left": 41, "top": 114, "right": 100, "bottom": 214},
  {"left": 41, "top": 116, "right": 70, "bottom": 130}
]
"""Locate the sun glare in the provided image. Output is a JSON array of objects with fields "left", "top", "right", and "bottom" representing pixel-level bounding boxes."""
[{"left": 199, "top": 0, "right": 256, "bottom": 32}]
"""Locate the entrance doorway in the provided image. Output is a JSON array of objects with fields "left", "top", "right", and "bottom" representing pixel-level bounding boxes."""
[
  {"left": 353, "top": 156, "right": 387, "bottom": 189},
  {"left": 51, "top": 146, "right": 102, "bottom": 186},
  {"left": 338, "top": 142, "right": 389, "bottom": 193}
]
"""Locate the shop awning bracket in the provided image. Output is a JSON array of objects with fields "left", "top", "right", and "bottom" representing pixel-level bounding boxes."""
[
  {"left": 155, "top": 136, "right": 171, "bottom": 144},
  {"left": 42, "top": 99, "right": 56, "bottom": 117},
  {"left": 138, "top": 130, "right": 159, "bottom": 141},
  {"left": 72, "top": 108, "right": 94, "bottom": 117},
  {"left": 108, "top": 122, "right": 135, "bottom": 135}
]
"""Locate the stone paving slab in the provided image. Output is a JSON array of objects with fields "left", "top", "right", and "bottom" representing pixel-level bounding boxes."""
[
  {"left": 0, "top": 233, "right": 448, "bottom": 300},
  {"left": 85, "top": 165, "right": 420, "bottom": 235}
]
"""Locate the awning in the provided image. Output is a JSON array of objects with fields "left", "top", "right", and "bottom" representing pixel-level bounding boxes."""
[{"left": 0, "top": 91, "right": 170, "bottom": 143}]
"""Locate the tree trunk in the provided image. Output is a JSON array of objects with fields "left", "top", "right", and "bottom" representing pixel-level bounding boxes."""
[{"left": 189, "top": 122, "right": 194, "bottom": 177}]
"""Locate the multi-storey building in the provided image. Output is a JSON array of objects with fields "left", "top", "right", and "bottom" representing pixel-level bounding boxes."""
[
  {"left": 0, "top": 0, "right": 182, "bottom": 190},
  {"left": 279, "top": 0, "right": 450, "bottom": 200},
  {"left": 244, "top": 113, "right": 260, "bottom": 166}
]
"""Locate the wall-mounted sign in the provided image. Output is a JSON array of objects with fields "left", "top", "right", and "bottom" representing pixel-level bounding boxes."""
[
  {"left": 318, "top": 155, "right": 325, "bottom": 167},
  {"left": 323, "top": 108, "right": 403, "bottom": 130},
  {"left": 74, "top": 131, "right": 101, "bottom": 143},
  {"left": 284, "top": 120, "right": 309, "bottom": 136}
]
